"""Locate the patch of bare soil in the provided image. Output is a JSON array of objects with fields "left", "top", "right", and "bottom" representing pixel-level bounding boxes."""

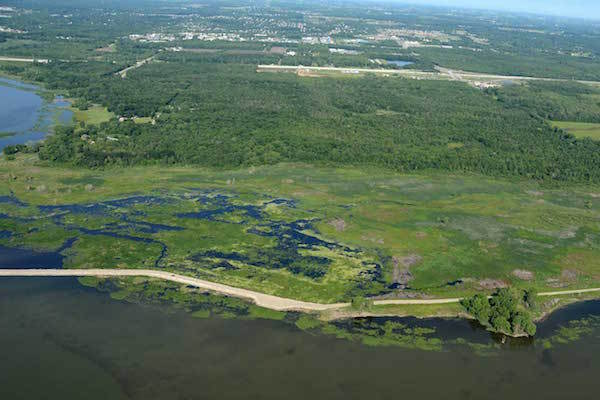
[
  {"left": 297, "top": 69, "right": 322, "bottom": 78},
  {"left": 361, "top": 235, "right": 384, "bottom": 244},
  {"left": 184, "top": 48, "right": 220, "bottom": 54},
  {"left": 561, "top": 269, "right": 579, "bottom": 281},
  {"left": 512, "top": 269, "right": 534, "bottom": 280},
  {"left": 96, "top": 46, "right": 115, "bottom": 53},
  {"left": 546, "top": 278, "right": 568, "bottom": 288},
  {"left": 544, "top": 298, "right": 561, "bottom": 309},
  {"left": 291, "top": 190, "right": 321, "bottom": 198},
  {"left": 373, "top": 291, "right": 426, "bottom": 300},
  {"left": 328, "top": 218, "right": 347, "bottom": 232},
  {"left": 559, "top": 228, "right": 578, "bottom": 239},
  {"left": 391, "top": 254, "right": 422, "bottom": 289},
  {"left": 415, "top": 231, "right": 428, "bottom": 239},
  {"left": 546, "top": 269, "right": 580, "bottom": 288},
  {"left": 478, "top": 279, "right": 508, "bottom": 290},
  {"left": 526, "top": 190, "right": 544, "bottom": 197},
  {"left": 397, "top": 254, "right": 422, "bottom": 268},
  {"left": 392, "top": 268, "right": 413, "bottom": 288},
  {"left": 269, "top": 46, "right": 286, "bottom": 55}
]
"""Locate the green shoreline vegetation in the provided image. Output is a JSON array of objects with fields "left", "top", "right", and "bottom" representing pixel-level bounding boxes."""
[
  {"left": 461, "top": 289, "right": 537, "bottom": 336},
  {"left": 76, "top": 275, "right": 600, "bottom": 351}
]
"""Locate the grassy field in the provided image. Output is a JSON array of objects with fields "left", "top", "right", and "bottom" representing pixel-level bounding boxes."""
[
  {"left": 133, "top": 116, "right": 153, "bottom": 124},
  {"left": 2, "top": 154, "right": 600, "bottom": 306},
  {"left": 71, "top": 105, "right": 114, "bottom": 126},
  {"left": 551, "top": 120, "right": 600, "bottom": 140}
]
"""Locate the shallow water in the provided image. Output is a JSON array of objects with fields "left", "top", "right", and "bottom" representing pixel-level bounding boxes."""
[
  {"left": 0, "top": 78, "right": 72, "bottom": 151},
  {"left": 0, "top": 77, "right": 40, "bottom": 90},
  {"left": 0, "top": 84, "right": 43, "bottom": 133},
  {"left": 387, "top": 60, "right": 413, "bottom": 67},
  {"left": 0, "top": 238, "right": 76, "bottom": 268},
  {"left": 0, "top": 278, "right": 598, "bottom": 400}
]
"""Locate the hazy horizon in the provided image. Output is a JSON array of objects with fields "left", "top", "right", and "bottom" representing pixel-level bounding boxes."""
[{"left": 398, "top": 0, "right": 600, "bottom": 20}]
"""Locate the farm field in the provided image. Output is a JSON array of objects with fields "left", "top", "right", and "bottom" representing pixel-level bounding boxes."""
[
  {"left": 71, "top": 105, "right": 114, "bottom": 126},
  {"left": 2, "top": 154, "right": 600, "bottom": 306},
  {"left": 551, "top": 120, "right": 600, "bottom": 140}
]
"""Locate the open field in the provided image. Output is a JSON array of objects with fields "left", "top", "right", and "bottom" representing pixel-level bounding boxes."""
[
  {"left": 2, "top": 154, "right": 600, "bottom": 307},
  {"left": 551, "top": 121, "right": 600, "bottom": 140},
  {"left": 133, "top": 116, "right": 153, "bottom": 124},
  {"left": 71, "top": 105, "right": 114, "bottom": 126}
]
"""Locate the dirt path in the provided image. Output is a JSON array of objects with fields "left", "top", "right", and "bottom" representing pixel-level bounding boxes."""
[
  {"left": 0, "top": 269, "right": 348, "bottom": 311},
  {"left": 1, "top": 269, "right": 599, "bottom": 312},
  {"left": 538, "top": 288, "right": 600, "bottom": 296},
  {"left": 116, "top": 54, "right": 157, "bottom": 78}
]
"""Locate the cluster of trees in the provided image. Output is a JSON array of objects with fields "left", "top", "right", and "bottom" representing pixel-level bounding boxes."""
[
  {"left": 2, "top": 144, "right": 28, "bottom": 155},
  {"left": 2, "top": 143, "right": 38, "bottom": 160},
  {"left": 493, "top": 81, "right": 600, "bottom": 123},
  {"left": 461, "top": 288, "right": 537, "bottom": 336}
]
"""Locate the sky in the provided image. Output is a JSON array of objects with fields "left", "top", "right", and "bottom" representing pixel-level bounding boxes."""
[{"left": 402, "top": 0, "right": 600, "bottom": 20}]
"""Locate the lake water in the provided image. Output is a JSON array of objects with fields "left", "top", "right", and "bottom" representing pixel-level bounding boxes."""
[
  {"left": 0, "top": 277, "right": 598, "bottom": 400},
  {"left": 0, "top": 78, "right": 73, "bottom": 151},
  {"left": 387, "top": 60, "right": 413, "bottom": 67}
]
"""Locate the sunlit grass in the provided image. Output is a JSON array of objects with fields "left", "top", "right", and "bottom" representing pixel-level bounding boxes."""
[{"left": 551, "top": 120, "right": 600, "bottom": 140}]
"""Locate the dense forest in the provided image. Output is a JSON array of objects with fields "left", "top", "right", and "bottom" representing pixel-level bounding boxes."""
[
  {"left": 14, "top": 57, "right": 597, "bottom": 183},
  {"left": 493, "top": 81, "right": 600, "bottom": 123}
]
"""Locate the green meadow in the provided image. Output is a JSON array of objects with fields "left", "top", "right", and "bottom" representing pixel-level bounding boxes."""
[
  {"left": 70, "top": 105, "right": 114, "bottom": 126},
  {"left": 551, "top": 120, "right": 600, "bottom": 140}
]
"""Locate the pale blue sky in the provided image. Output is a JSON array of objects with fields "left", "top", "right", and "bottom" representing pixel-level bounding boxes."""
[{"left": 402, "top": 0, "right": 600, "bottom": 19}]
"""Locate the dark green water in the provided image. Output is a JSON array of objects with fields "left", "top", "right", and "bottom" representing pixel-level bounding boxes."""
[{"left": 0, "top": 278, "right": 599, "bottom": 400}]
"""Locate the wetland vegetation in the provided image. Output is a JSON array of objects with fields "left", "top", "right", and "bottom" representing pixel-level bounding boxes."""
[{"left": 2, "top": 155, "right": 600, "bottom": 332}]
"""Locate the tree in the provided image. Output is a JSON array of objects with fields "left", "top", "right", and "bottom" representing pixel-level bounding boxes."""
[
  {"left": 490, "top": 315, "right": 511, "bottom": 334},
  {"left": 512, "top": 312, "right": 537, "bottom": 336},
  {"left": 523, "top": 288, "right": 537, "bottom": 309},
  {"left": 461, "top": 294, "right": 491, "bottom": 325},
  {"left": 461, "top": 288, "right": 537, "bottom": 336}
]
